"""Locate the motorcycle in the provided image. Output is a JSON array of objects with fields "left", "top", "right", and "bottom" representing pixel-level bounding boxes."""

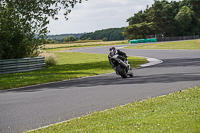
[{"left": 109, "top": 54, "right": 133, "bottom": 78}]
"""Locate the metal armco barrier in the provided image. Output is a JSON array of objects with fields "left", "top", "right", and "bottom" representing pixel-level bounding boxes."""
[
  {"left": 0, "top": 57, "right": 45, "bottom": 75},
  {"left": 157, "top": 35, "right": 199, "bottom": 42}
]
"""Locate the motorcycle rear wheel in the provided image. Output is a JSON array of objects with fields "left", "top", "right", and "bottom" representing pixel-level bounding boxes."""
[{"left": 116, "top": 65, "right": 127, "bottom": 78}]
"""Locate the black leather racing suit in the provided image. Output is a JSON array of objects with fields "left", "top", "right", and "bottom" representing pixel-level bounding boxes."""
[{"left": 108, "top": 49, "right": 127, "bottom": 67}]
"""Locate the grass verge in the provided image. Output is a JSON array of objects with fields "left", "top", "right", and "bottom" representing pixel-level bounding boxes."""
[
  {"left": 42, "top": 40, "right": 128, "bottom": 49},
  {"left": 0, "top": 52, "right": 148, "bottom": 90},
  {"left": 27, "top": 86, "right": 200, "bottom": 133},
  {"left": 126, "top": 39, "right": 200, "bottom": 50}
]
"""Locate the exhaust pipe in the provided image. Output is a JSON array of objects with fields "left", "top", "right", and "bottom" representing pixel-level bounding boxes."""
[{"left": 119, "top": 60, "right": 128, "bottom": 68}]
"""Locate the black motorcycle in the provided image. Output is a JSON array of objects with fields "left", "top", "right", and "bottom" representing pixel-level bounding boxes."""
[{"left": 109, "top": 53, "right": 133, "bottom": 78}]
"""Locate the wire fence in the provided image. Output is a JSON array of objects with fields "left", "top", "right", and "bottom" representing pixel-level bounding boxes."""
[{"left": 157, "top": 35, "right": 199, "bottom": 42}]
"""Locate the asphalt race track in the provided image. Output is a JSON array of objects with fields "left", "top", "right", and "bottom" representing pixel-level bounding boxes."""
[{"left": 0, "top": 44, "right": 200, "bottom": 133}]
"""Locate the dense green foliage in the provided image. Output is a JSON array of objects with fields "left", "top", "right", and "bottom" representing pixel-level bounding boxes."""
[
  {"left": 63, "top": 36, "right": 76, "bottom": 42},
  {"left": 124, "top": 0, "right": 200, "bottom": 39},
  {"left": 44, "top": 27, "right": 126, "bottom": 44},
  {"left": 80, "top": 27, "right": 126, "bottom": 41},
  {"left": 47, "top": 33, "right": 85, "bottom": 41},
  {"left": 43, "top": 35, "right": 91, "bottom": 44},
  {"left": 0, "top": 0, "right": 84, "bottom": 59}
]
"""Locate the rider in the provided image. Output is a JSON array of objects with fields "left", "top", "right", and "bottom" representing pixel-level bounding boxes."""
[
  {"left": 108, "top": 47, "right": 127, "bottom": 61},
  {"left": 108, "top": 46, "right": 131, "bottom": 73}
]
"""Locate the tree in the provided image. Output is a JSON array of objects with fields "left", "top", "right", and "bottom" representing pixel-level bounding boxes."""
[
  {"left": 124, "top": 0, "right": 199, "bottom": 39},
  {"left": 175, "top": 6, "right": 194, "bottom": 35},
  {"left": 0, "top": 0, "right": 85, "bottom": 59},
  {"left": 102, "top": 37, "right": 108, "bottom": 41},
  {"left": 182, "top": 0, "right": 200, "bottom": 35},
  {"left": 126, "top": 10, "right": 146, "bottom": 25},
  {"left": 123, "top": 22, "right": 155, "bottom": 39},
  {"left": 182, "top": 0, "right": 200, "bottom": 19},
  {"left": 64, "top": 36, "right": 76, "bottom": 42},
  {"left": 146, "top": 0, "right": 170, "bottom": 35},
  {"left": 80, "top": 27, "right": 125, "bottom": 41},
  {"left": 162, "top": 1, "right": 181, "bottom": 36}
]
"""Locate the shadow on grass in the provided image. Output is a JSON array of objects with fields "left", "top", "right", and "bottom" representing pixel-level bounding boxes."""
[
  {"left": 0, "top": 60, "right": 112, "bottom": 90},
  {"left": 1, "top": 60, "right": 111, "bottom": 76}
]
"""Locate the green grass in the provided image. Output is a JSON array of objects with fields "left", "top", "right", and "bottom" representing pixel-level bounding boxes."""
[
  {"left": 126, "top": 39, "right": 200, "bottom": 50},
  {"left": 0, "top": 52, "right": 148, "bottom": 90},
  {"left": 28, "top": 86, "right": 200, "bottom": 133},
  {"left": 42, "top": 40, "right": 128, "bottom": 50}
]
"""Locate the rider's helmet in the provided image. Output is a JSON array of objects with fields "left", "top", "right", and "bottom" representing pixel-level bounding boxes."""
[
  {"left": 109, "top": 47, "right": 117, "bottom": 56},
  {"left": 109, "top": 47, "right": 116, "bottom": 51}
]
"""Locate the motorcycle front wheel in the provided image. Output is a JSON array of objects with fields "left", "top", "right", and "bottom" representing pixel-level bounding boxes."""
[{"left": 116, "top": 65, "right": 127, "bottom": 78}]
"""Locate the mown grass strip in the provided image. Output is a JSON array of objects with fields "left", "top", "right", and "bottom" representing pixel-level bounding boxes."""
[
  {"left": 27, "top": 86, "right": 200, "bottom": 133},
  {"left": 42, "top": 40, "right": 128, "bottom": 49},
  {"left": 126, "top": 39, "right": 200, "bottom": 50},
  {"left": 0, "top": 52, "right": 148, "bottom": 90}
]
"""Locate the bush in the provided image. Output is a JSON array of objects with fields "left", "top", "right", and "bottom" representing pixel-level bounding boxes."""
[
  {"left": 45, "top": 55, "right": 57, "bottom": 67},
  {"left": 102, "top": 37, "right": 108, "bottom": 41},
  {"left": 196, "top": 39, "right": 200, "bottom": 44},
  {"left": 64, "top": 36, "right": 76, "bottom": 42}
]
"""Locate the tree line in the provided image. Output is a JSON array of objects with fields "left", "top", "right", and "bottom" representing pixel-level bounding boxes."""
[
  {"left": 48, "top": 33, "right": 84, "bottom": 41},
  {"left": 80, "top": 27, "right": 126, "bottom": 41},
  {"left": 43, "top": 27, "right": 126, "bottom": 44},
  {"left": 123, "top": 0, "right": 200, "bottom": 39},
  {"left": 42, "top": 36, "right": 77, "bottom": 44},
  {"left": 43, "top": 33, "right": 84, "bottom": 44}
]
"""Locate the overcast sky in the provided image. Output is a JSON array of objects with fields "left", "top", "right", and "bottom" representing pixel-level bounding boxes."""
[{"left": 47, "top": 0, "right": 181, "bottom": 35}]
